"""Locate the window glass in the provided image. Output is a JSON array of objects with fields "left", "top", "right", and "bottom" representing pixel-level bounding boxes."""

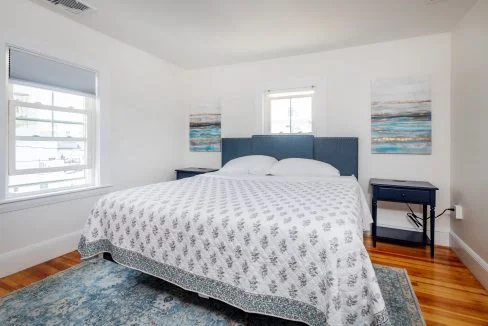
[
  {"left": 290, "top": 97, "right": 312, "bottom": 133},
  {"left": 53, "top": 91, "right": 85, "bottom": 109},
  {"left": 9, "top": 170, "right": 92, "bottom": 195},
  {"left": 270, "top": 98, "right": 290, "bottom": 134},
  {"left": 12, "top": 84, "right": 52, "bottom": 105},
  {"left": 14, "top": 140, "right": 86, "bottom": 171},
  {"left": 267, "top": 89, "right": 314, "bottom": 134},
  {"left": 8, "top": 83, "right": 94, "bottom": 197}
]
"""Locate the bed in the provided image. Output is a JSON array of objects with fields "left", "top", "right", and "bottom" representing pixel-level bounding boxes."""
[{"left": 78, "top": 135, "right": 389, "bottom": 326}]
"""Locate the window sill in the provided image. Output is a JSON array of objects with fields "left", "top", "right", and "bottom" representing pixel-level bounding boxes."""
[{"left": 0, "top": 185, "right": 112, "bottom": 214}]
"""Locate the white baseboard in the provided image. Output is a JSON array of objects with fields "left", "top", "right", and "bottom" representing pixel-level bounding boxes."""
[
  {"left": 0, "top": 230, "right": 82, "bottom": 278},
  {"left": 365, "top": 223, "right": 450, "bottom": 246},
  {"left": 450, "top": 232, "right": 488, "bottom": 290}
]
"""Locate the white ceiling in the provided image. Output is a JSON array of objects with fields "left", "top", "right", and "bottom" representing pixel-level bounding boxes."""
[{"left": 32, "top": 0, "right": 477, "bottom": 69}]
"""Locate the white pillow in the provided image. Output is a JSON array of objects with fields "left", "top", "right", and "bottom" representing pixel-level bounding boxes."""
[
  {"left": 220, "top": 155, "right": 278, "bottom": 175},
  {"left": 267, "top": 158, "right": 340, "bottom": 177}
]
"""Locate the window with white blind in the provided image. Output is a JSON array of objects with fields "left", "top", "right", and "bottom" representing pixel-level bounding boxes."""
[
  {"left": 264, "top": 87, "right": 315, "bottom": 134},
  {"left": 6, "top": 48, "right": 98, "bottom": 197}
]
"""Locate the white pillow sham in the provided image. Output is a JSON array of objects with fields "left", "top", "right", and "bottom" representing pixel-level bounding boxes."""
[
  {"left": 267, "top": 158, "right": 340, "bottom": 177},
  {"left": 219, "top": 155, "right": 278, "bottom": 175}
]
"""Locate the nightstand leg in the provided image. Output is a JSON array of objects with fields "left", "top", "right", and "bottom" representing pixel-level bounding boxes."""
[
  {"left": 423, "top": 205, "right": 427, "bottom": 245},
  {"left": 372, "top": 200, "right": 377, "bottom": 247},
  {"left": 430, "top": 206, "right": 435, "bottom": 257}
]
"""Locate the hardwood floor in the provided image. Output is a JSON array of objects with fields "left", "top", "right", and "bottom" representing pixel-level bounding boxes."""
[
  {"left": 364, "top": 238, "right": 488, "bottom": 325},
  {"left": 1, "top": 240, "right": 487, "bottom": 325},
  {"left": 0, "top": 251, "right": 80, "bottom": 298}
]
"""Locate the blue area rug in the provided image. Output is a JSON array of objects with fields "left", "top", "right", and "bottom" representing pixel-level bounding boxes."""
[{"left": 0, "top": 259, "right": 424, "bottom": 325}]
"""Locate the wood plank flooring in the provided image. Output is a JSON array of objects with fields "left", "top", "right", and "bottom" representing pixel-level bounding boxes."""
[
  {"left": 1, "top": 240, "right": 487, "bottom": 325},
  {"left": 364, "top": 238, "right": 488, "bottom": 325},
  {"left": 0, "top": 251, "right": 80, "bottom": 298}
]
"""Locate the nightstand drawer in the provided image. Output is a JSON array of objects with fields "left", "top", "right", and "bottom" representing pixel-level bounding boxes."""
[
  {"left": 175, "top": 168, "right": 219, "bottom": 180},
  {"left": 176, "top": 171, "right": 197, "bottom": 180},
  {"left": 376, "top": 187, "right": 431, "bottom": 204}
]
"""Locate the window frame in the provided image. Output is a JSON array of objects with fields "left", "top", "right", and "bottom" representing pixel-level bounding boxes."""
[
  {"left": 263, "top": 87, "right": 315, "bottom": 134},
  {"left": 5, "top": 81, "right": 97, "bottom": 198}
]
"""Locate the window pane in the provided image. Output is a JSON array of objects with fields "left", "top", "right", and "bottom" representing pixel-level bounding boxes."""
[
  {"left": 8, "top": 82, "right": 95, "bottom": 197},
  {"left": 15, "top": 107, "right": 86, "bottom": 138},
  {"left": 53, "top": 122, "right": 85, "bottom": 138},
  {"left": 8, "top": 170, "right": 91, "bottom": 195},
  {"left": 53, "top": 91, "right": 85, "bottom": 109},
  {"left": 270, "top": 98, "right": 290, "bottom": 133},
  {"left": 53, "top": 111, "right": 85, "bottom": 123},
  {"left": 16, "top": 120, "right": 52, "bottom": 137},
  {"left": 12, "top": 84, "right": 52, "bottom": 105},
  {"left": 16, "top": 106, "right": 52, "bottom": 120},
  {"left": 9, "top": 170, "right": 87, "bottom": 186},
  {"left": 291, "top": 97, "right": 312, "bottom": 133},
  {"left": 15, "top": 140, "right": 86, "bottom": 171}
]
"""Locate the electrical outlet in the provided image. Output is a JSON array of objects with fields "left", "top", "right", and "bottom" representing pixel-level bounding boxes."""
[{"left": 454, "top": 205, "right": 463, "bottom": 219}]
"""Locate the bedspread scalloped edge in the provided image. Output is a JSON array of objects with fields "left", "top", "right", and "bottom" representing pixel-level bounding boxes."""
[{"left": 78, "top": 236, "right": 390, "bottom": 326}]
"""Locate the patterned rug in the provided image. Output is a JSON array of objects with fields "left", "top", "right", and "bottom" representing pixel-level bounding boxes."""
[{"left": 0, "top": 259, "right": 424, "bottom": 326}]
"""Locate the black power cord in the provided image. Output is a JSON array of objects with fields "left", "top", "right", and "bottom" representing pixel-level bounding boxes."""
[{"left": 404, "top": 202, "right": 454, "bottom": 228}]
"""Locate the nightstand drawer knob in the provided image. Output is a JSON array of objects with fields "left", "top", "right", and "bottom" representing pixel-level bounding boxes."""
[{"left": 401, "top": 193, "right": 406, "bottom": 198}]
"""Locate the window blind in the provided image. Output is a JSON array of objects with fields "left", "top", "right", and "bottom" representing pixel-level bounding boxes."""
[{"left": 8, "top": 48, "right": 97, "bottom": 96}]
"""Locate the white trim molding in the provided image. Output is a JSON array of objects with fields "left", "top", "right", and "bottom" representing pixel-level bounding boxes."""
[
  {"left": 0, "top": 229, "right": 82, "bottom": 278},
  {"left": 0, "top": 185, "right": 111, "bottom": 214},
  {"left": 450, "top": 232, "right": 488, "bottom": 290}
]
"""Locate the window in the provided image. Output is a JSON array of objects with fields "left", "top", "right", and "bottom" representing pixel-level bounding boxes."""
[
  {"left": 264, "top": 87, "right": 314, "bottom": 134},
  {"left": 6, "top": 48, "right": 97, "bottom": 197}
]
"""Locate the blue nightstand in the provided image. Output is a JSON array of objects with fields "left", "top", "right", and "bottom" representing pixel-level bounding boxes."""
[
  {"left": 175, "top": 167, "right": 218, "bottom": 180},
  {"left": 370, "top": 178, "right": 438, "bottom": 257}
]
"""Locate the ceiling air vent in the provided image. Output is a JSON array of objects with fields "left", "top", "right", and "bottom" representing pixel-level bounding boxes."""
[
  {"left": 425, "top": 0, "right": 447, "bottom": 4},
  {"left": 34, "top": 0, "right": 95, "bottom": 15}
]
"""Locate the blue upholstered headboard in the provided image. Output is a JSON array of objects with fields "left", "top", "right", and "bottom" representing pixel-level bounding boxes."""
[{"left": 221, "top": 135, "right": 358, "bottom": 177}]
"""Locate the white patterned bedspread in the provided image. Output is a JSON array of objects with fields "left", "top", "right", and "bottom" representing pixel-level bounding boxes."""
[{"left": 78, "top": 174, "right": 389, "bottom": 326}]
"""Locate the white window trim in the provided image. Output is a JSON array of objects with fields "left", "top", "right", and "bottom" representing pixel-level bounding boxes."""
[
  {"left": 0, "top": 184, "right": 112, "bottom": 214},
  {"left": 263, "top": 86, "right": 315, "bottom": 134},
  {"left": 1, "top": 45, "right": 105, "bottom": 206},
  {"left": 5, "top": 84, "right": 98, "bottom": 199}
]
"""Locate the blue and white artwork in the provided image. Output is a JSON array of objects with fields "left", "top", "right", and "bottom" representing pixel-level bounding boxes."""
[
  {"left": 190, "top": 113, "right": 221, "bottom": 152},
  {"left": 371, "top": 76, "right": 432, "bottom": 154}
]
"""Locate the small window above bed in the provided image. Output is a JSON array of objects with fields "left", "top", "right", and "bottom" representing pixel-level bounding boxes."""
[{"left": 264, "top": 87, "right": 314, "bottom": 134}]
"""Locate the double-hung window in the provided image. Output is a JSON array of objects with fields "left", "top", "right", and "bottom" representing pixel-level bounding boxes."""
[
  {"left": 6, "top": 48, "right": 97, "bottom": 197},
  {"left": 264, "top": 87, "right": 315, "bottom": 134}
]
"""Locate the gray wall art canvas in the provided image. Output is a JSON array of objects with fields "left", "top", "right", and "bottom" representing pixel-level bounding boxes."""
[
  {"left": 371, "top": 76, "right": 432, "bottom": 154},
  {"left": 190, "top": 113, "right": 221, "bottom": 152}
]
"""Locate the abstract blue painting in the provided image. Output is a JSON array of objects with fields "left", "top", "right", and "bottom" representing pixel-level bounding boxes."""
[
  {"left": 371, "top": 76, "right": 432, "bottom": 154},
  {"left": 189, "top": 113, "right": 221, "bottom": 152}
]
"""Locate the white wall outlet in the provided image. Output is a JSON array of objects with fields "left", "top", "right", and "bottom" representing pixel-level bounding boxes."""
[{"left": 454, "top": 205, "right": 463, "bottom": 219}]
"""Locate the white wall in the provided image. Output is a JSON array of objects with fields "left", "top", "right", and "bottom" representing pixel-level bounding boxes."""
[
  {"left": 183, "top": 33, "right": 452, "bottom": 244},
  {"left": 0, "top": 2, "right": 456, "bottom": 278},
  {"left": 0, "top": 0, "right": 186, "bottom": 277},
  {"left": 450, "top": 0, "right": 488, "bottom": 289}
]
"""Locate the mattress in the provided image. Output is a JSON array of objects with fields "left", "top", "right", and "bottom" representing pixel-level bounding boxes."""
[{"left": 78, "top": 174, "right": 389, "bottom": 326}]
